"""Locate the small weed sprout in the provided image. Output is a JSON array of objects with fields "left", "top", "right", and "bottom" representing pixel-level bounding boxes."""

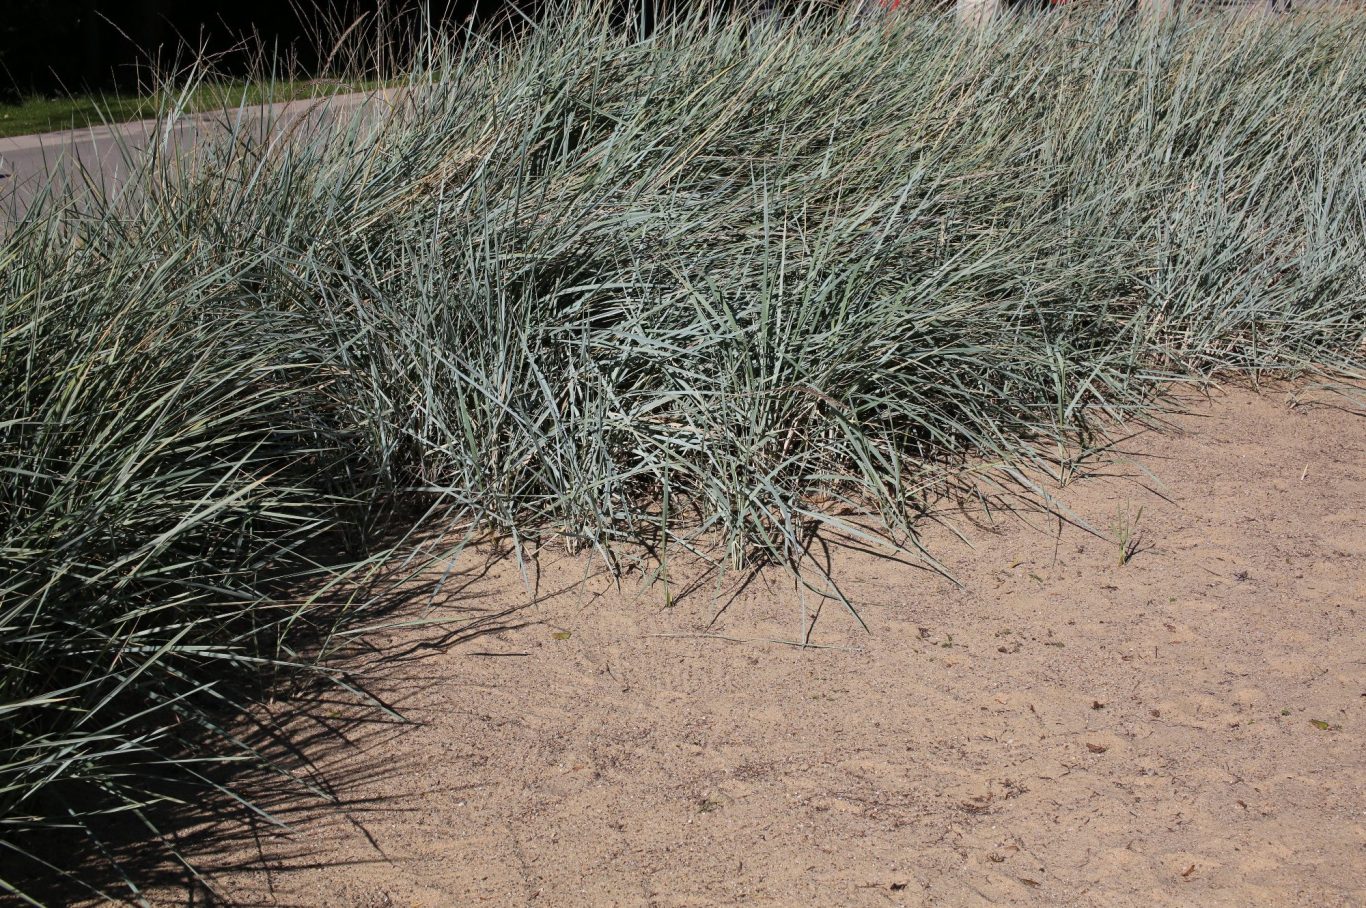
[{"left": 1111, "top": 501, "right": 1146, "bottom": 567}]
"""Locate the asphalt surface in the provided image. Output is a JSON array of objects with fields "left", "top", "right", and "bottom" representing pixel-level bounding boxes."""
[{"left": 0, "top": 92, "right": 390, "bottom": 219}]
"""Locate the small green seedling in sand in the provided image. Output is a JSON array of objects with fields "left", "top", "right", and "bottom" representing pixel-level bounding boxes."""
[{"left": 1111, "top": 501, "right": 1145, "bottom": 567}]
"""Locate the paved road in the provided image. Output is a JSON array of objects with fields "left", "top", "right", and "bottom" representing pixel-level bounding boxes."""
[{"left": 0, "top": 92, "right": 395, "bottom": 219}]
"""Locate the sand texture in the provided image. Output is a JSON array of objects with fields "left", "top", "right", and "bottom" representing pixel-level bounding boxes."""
[{"left": 146, "top": 388, "right": 1365, "bottom": 907}]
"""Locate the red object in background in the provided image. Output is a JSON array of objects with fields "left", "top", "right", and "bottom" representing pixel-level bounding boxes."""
[{"left": 881, "top": 0, "right": 903, "bottom": 8}]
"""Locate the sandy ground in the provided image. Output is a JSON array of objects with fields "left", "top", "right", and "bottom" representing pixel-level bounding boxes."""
[{"left": 149, "top": 387, "right": 1364, "bottom": 907}]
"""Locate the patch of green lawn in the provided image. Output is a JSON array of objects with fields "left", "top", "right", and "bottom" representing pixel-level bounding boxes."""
[{"left": 0, "top": 79, "right": 385, "bottom": 139}]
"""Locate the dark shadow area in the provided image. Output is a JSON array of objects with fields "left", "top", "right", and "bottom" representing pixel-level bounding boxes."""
[
  {"left": 0, "top": 2, "right": 861, "bottom": 103},
  {"left": 4, "top": 539, "right": 539, "bottom": 906},
  {"left": 0, "top": 1, "right": 509, "bottom": 101}
]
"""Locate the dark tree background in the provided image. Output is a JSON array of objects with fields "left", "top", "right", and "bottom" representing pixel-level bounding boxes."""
[{"left": 0, "top": 0, "right": 526, "bottom": 101}]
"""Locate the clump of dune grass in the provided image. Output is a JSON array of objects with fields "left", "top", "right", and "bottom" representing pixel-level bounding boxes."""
[{"left": 2, "top": 0, "right": 1365, "bottom": 900}]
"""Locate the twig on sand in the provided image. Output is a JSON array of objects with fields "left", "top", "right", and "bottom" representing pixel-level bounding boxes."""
[{"left": 642, "top": 633, "right": 859, "bottom": 652}]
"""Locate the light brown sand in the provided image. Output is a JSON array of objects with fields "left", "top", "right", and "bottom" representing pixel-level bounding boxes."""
[{"left": 156, "top": 387, "right": 1365, "bottom": 907}]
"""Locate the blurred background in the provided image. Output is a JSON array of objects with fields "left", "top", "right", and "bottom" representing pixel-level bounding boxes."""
[
  {"left": 0, "top": 1, "right": 516, "bottom": 101},
  {"left": 0, "top": 2, "right": 962, "bottom": 103}
]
